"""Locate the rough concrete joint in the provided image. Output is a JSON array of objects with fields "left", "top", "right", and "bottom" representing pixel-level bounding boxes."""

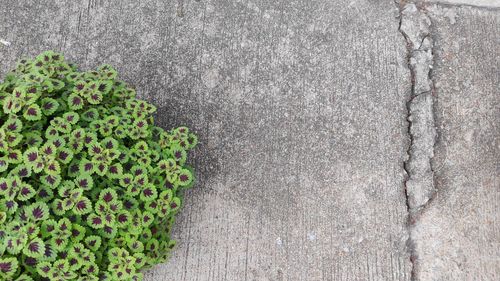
[
  {"left": 399, "top": 1, "right": 437, "bottom": 217},
  {"left": 396, "top": 1, "right": 438, "bottom": 280},
  {"left": 418, "top": 0, "right": 500, "bottom": 10}
]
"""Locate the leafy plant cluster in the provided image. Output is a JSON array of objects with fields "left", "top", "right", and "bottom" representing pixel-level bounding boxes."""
[{"left": 0, "top": 51, "right": 197, "bottom": 280}]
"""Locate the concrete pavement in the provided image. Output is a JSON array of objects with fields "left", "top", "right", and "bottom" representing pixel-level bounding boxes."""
[{"left": 0, "top": 0, "right": 498, "bottom": 280}]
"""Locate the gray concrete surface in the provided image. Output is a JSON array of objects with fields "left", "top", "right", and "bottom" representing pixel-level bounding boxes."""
[
  {"left": 422, "top": 0, "right": 500, "bottom": 8},
  {"left": 411, "top": 4, "right": 500, "bottom": 280},
  {"left": 399, "top": 3, "right": 437, "bottom": 215},
  {"left": 0, "top": 0, "right": 498, "bottom": 281}
]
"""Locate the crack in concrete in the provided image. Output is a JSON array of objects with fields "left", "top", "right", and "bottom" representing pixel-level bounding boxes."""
[
  {"left": 395, "top": 1, "right": 438, "bottom": 280},
  {"left": 418, "top": 0, "right": 500, "bottom": 10},
  {"left": 400, "top": 4, "right": 437, "bottom": 218}
]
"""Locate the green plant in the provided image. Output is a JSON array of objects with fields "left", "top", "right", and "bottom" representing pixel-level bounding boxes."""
[{"left": 0, "top": 51, "right": 197, "bottom": 281}]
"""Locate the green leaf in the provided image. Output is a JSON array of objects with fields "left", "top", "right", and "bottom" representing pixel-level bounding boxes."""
[
  {"left": 23, "top": 147, "right": 38, "bottom": 165},
  {"left": 95, "top": 163, "right": 108, "bottom": 176},
  {"left": 36, "top": 186, "right": 54, "bottom": 202},
  {"left": 74, "top": 174, "right": 93, "bottom": 190},
  {"left": 47, "top": 136, "right": 66, "bottom": 149},
  {"left": 87, "top": 213, "right": 104, "bottom": 229},
  {"left": 0, "top": 211, "right": 6, "bottom": 224},
  {"left": 144, "top": 201, "right": 159, "bottom": 214},
  {"left": 79, "top": 159, "right": 95, "bottom": 174},
  {"left": 140, "top": 184, "right": 157, "bottom": 202},
  {"left": 44, "top": 160, "right": 61, "bottom": 175},
  {"left": 73, "top": 196, "right": 92, "bottom": 215},
  {"left": 99, "top": 188, "right": 118, "bottom": 204},
  {"left": 115, "top": 210, "right": 130, "bottom": 228},
  {"left": 0, "top": 257, "right": 18, "bottom": 279},
  {"left": 0, "top": 158, "right": 8, "bottom": 172},
  {"left": 50, "top": 236, "right": 68, "bottom": 251},
  {"left": 6, "top": 149, "right": 22, "bottom": 164},
  {"left": 63, "top": 111, "right": 80, "bottom": 124},
  {"left": 44, "top": 126, "right": 60, "bottom": 139},
  {"left": 36, "top": 261, "right": 51, "bottom": 278},
  {"left": 158, "top": 158, "right": 176, "bottom": 172},
  {"left": 68, "top": 93, "right": 84, "bottom": 110},
  {"left": 3, "top": 116, "right": 23, "bottom": 132},
  {"left": 40, "top": 97, "right": 59, "bottom": 116},
  {"left": 84, "top": 235, "right": 102, "bottom": 252},
  {"left": 51, "top": 198, "right": 66, "bottom": 215},
  {"left": 98, "top": 64, "right": 117, "bottom": 80},
  {"left": 23, "top": 237, "right": 45, "bottom": 258},
  {"left": 40, "top": 174, "right": 61, "bottom": 189},
  {"left": 83, "top": 131, "right": 98, "bottom": 147},
  {"left": 50, "top": 117, "right": 71, "bottom": 133},
  {"left": 187, "top": 133, "right": 198, "bottom": 148},
  {"left": 27, "top": 202, "right": 50, "bottom": 221},
  {"left": 107, "top": 163, "right": 123, "bottom": 179},
  {"left": 23, "top": 104, "right": 42, "bottom": 121},
  {"left": 40, "top": 143, "right": 56, "bottom": 157},
  {"left": 82, "top": 108, "right": 99, "bottom": 122},
  {"left": 101, "top": 137, "right": 119, "bottom": 150},
  {"left": 57, "top": 147, "right": 74, "bottom": 164},
  {"left": 87, "top": 92, "right": 103, "bottom": 105},
  {"left": 9, "top": 164, "right": 32, "bottom": 178},
  {"left": 15, "top": 274, "right": 34, "bottom": 281},
  {"left": 127, "top": 238, "right": 144, "bottom": 253},
  {"left": 96, "top": 80, "right": 113, "bottom": 94},
  {"left": 24, "top": 132, "right": 43, "bottom": 147},
  {"left": 71, "top": 224, "right": 87, "bottom": 242},
  {"left": 41, "top": 219, "right": 57, "bottom": 236},
  {"left": 17, "top": 182, "right": 36, "bottom": 201},
  {"left": 2, "top": 96, "right": 15, "bottom": 114},
  {"left": 170, "top": 145, "right": 187, "bottom": 165},
  {"left": 133, "top": 253, "right": 146, "bottom": 269},
  {"left": 119, "top": 173, "right": 133, "bottom": 188},
  {"left": 170, "top": 197, "right": 181, "bottom": 212},
  {"left": 1, "top": 198, "right": 19, "bottom": 214},
  {"left": 141, "top": 211, "right": 154, "bottom": 227},
  {"left": 177, "top": 168, "right": 194, "bottom": 187}
]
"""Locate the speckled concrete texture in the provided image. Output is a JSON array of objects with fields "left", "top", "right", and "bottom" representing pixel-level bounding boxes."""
[
  {"left": 410, "top": 4, "right": 500, "bottom": 281},
  {"left": 0, "top": 1, "right": 412, "bottom": 280},
  {"left": 0, "top": 0, "right": 498, "bottom": 280},
  {"left": 422, "top": 0, "right": 500, "bottom": 8}
]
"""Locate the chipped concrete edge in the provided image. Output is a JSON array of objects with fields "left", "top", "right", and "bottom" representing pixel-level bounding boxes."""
[
  {"left": 420, "top": 0, "right": 500, "bottom": 9},
  {"left": 399, "top": 2, "right": 437, "bottom": 218},
  {"left": 395, "top": 1, "right": 438, "bottom": 280}
]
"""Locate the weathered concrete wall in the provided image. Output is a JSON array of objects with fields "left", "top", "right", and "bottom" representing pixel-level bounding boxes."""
[{"left": 0, "top": 0, "right": 498, "bottom": 280}]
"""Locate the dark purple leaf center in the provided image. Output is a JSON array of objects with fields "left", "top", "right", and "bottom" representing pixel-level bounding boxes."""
[
  {"left": 27, "top": 107, "right": 37, "bottom": 116},
  {"left": 27, "top": 152, "right": 38, "bottom": 161},
  {"left": 32, "top": 207, "right": 44, "bottom": 218}
]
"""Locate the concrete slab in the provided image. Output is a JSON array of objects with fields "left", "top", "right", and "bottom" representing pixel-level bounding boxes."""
[
  {"left": 411, "top": 4, "right": 500, "bottom": 281},
  {"left": 0, "top": 0, "right": 413, "bottom": 280}
]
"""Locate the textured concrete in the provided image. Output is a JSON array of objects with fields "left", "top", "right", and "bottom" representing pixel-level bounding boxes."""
[
  {"left": 0, "top": 0, "right": 499, "bottom": 281},
  {"left": 422, "top": 0, "right": 500, "bottom": 8},
  {"left": 411, "top": 4, "right": 500, "bottom": 281},
  {"left": 399, "top": 3, "right": 437, "bottom": 214},
  {"left": 0, "top": 0, "right": 412, "bottom": 280}
]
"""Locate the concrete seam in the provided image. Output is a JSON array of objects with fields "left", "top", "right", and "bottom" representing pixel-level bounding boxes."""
[
  {"left": 395, "top": 1, "right": 438, "bottom": 280},
  {"left": 418, "top": 0, "right": 500, "bottom": 10}
]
